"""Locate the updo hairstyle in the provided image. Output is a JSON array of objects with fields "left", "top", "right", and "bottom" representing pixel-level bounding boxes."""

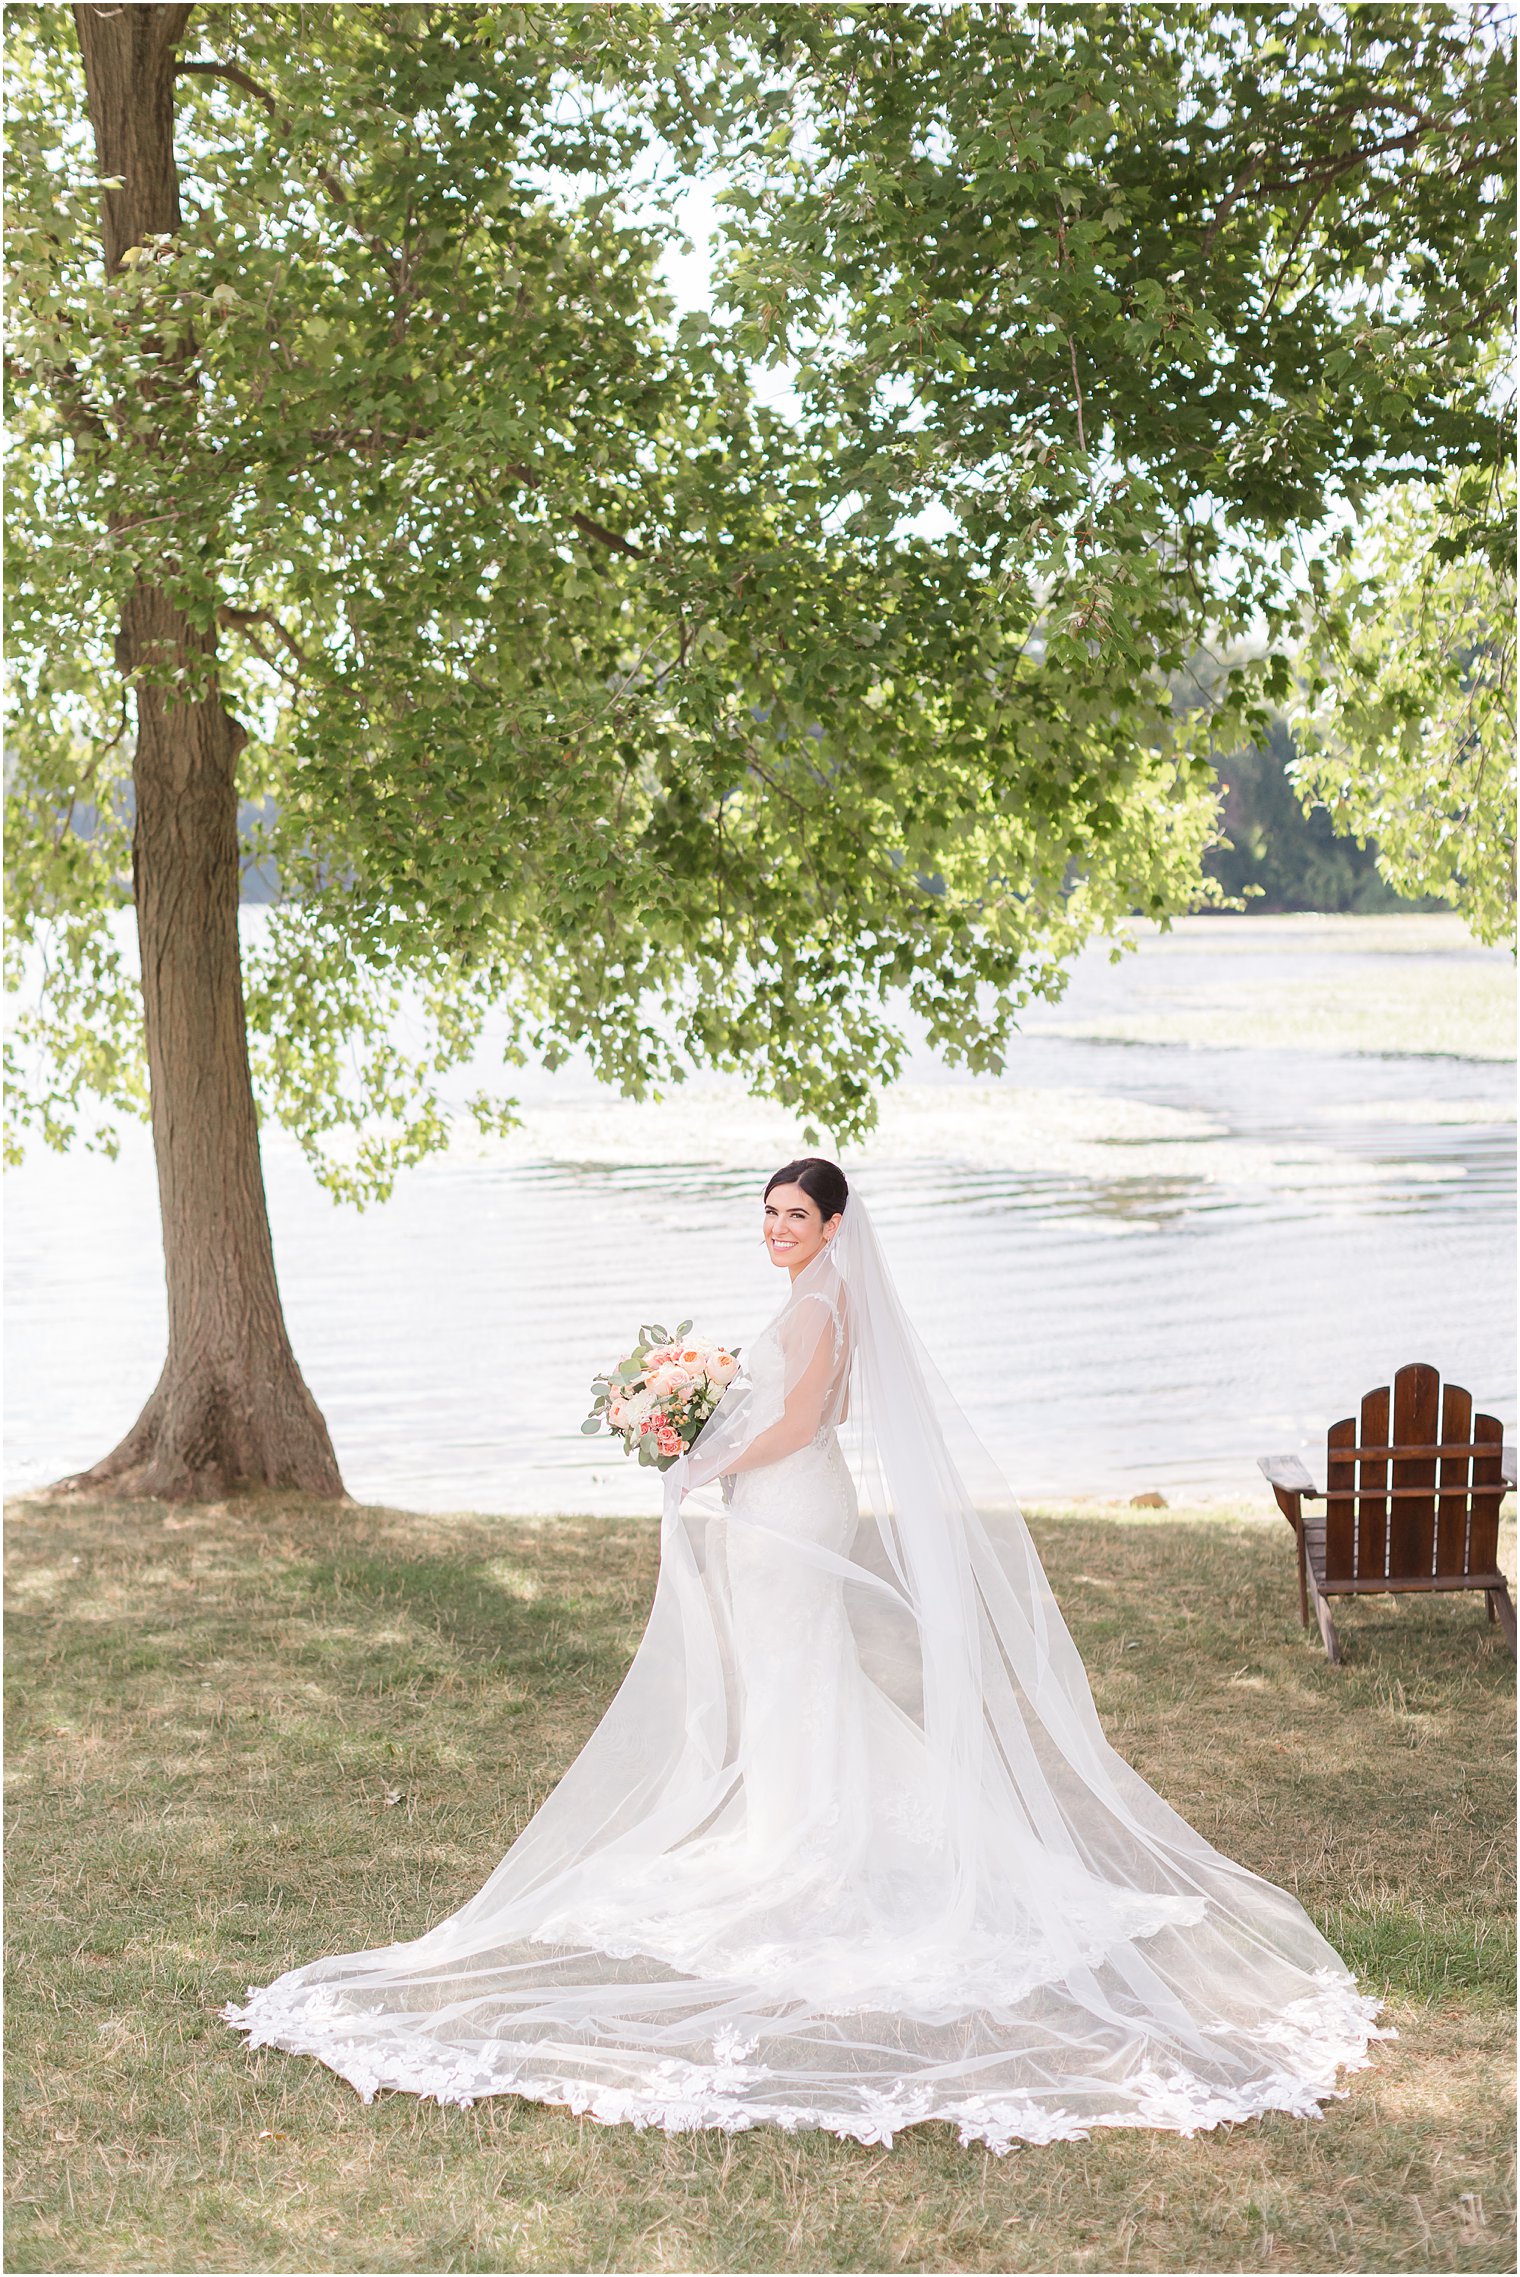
[{"left": 764, "top": 1157, "right": 849, "bottom": 1222}]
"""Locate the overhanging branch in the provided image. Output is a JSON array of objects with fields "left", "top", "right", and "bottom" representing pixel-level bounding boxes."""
[
  {"left": 174, "top": 54, "right": 396, "bottom": 270},
  {"left": 175, "top": 58, "right": 277, "bottom": 116},
  {"left": 217, "top": 604, "right": 307, "bottom": 673}
]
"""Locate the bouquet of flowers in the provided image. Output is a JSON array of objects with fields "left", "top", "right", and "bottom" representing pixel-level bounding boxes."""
[{"left": 582, "top": 1320, "right": 741, "bottom": 1470}]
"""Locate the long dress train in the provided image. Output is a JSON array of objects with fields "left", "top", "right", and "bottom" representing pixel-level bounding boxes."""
[{"left": 224, "top": 1191, "right": 1387, "bottom": 2151}]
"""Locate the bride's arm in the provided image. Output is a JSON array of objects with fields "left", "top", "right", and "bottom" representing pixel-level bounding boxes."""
[
  {"left": 681, "top": 1297, "right": 844, "bottom": 1490},
  {"left": 717, "top": 1325, "right": 837, "bottom": 1475}
]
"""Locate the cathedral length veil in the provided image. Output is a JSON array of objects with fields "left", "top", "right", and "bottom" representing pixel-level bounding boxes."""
[{"left": 225, "top": 1185, "right": 1388, "bottom": 2150}]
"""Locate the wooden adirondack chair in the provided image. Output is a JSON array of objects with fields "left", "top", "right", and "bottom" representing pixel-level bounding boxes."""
[{"left": 1259, "top": 1362, "right": 1517, "bottom": 1664}]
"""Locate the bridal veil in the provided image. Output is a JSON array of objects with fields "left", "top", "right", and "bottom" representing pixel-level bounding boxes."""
[{"left": 225, "top": 1185, "right": 1386, "bottom": 2150}]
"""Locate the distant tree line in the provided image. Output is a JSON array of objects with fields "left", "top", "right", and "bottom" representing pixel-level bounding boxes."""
[{"left": 1205, "top": 721, "right": 1442, "bottom": 916}]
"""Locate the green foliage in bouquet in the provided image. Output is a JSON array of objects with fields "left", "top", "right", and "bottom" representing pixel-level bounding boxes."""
[{"left": 583, "top": 1321, "right": 739, "bottom": 1470}]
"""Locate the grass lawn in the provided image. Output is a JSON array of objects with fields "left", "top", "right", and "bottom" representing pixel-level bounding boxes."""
[{"left": 5, "top": 1492, "right": 1514, "bottom": 2276}]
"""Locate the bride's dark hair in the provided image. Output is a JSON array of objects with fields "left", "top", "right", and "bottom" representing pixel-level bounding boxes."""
[{"left": 764, "top": 1156, "right": 849, "bottom": 1221}]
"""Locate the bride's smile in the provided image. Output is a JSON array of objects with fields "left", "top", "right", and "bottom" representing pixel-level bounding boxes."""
[{"left": 763, "top": 1181, "right": 842, "bottom": 1277}]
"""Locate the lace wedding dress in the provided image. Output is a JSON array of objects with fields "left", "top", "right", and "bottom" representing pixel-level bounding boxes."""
[{"left": 225, "top": 1191, "right": 1388, "bottom": 2151}]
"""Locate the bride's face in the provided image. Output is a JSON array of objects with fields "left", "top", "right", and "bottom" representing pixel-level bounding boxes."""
[{"left": 762, "top": 1183, "right": 841, "bottom": 1275}]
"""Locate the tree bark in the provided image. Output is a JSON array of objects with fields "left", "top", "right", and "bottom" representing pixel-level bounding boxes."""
[{"left": 55, "top": 4, "right": 344, "bottom": 1501}]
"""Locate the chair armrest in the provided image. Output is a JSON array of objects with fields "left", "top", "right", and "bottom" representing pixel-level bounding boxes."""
[{"left": 1258, "top": 1453, "right": 1318, "bottom": 1495}]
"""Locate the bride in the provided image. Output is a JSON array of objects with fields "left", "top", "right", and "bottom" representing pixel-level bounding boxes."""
[{"left": 225, "top": 1158, "right": 1387, "bottom": 2151}]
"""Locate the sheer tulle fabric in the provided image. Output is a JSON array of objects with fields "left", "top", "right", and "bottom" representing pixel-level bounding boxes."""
[{"left": 224, "top": 1194, "right": 1387, "bottom": 2150}]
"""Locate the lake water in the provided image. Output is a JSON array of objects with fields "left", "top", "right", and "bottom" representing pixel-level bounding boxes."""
[{"left": 4, "top": 913, "right": 1514, "bottom": 1514}]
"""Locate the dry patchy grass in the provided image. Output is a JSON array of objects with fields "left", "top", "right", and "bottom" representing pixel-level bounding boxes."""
[{"left": 4, "top": 1493, "right": 1514, "bottom": 2275}]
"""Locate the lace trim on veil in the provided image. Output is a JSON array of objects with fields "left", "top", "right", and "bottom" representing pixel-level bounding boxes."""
[{"left": 222, "top": 1970, "right": 1391, "bottom": 2153}]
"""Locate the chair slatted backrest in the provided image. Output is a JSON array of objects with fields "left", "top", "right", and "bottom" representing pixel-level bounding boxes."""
[
  {"left": 1322, "top": 1363, "right": 1505, "bottom": 1587},
  {"left": 1436, "top": 1377, "right": 1473, "bottom": 1575},
  {"left": 1390, "top": 1361, "right": 1440, "bottom": 1574},
  {"left": 1357, "top": 1384, "right": 1390, "bottom": 1580},
  {"left": 1469, "top": 1413, "right": 1507, "bottom": 1579}
]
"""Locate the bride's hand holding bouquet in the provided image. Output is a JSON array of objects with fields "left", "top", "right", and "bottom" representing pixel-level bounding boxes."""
[{"left": 582, "top": 1321, "right": 740, "bottom": 1471}]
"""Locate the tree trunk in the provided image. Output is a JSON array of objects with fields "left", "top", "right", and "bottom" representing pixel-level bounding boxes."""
[{"left": 55, "top": 5, "right": 344, "bottom": 1502}]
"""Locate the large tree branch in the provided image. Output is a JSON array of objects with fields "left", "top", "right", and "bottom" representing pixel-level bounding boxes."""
[
  {"left": 468, "top": 464, "right": 648, "bottom": 559},
  {"left": 1209, "top": 108, "right": 1470, "bottom": 256},
  {"left": 1256, "top": 115, "right": 1478, "bottom": 318},
  {"left": 174, "top": 53, "right": 398, "bottom": 275},
  {"left": 1260, "top": 182, "right": 1337, "bottom": 318},
  {"left": 1202, "top": 148, "right": 1266, "bottom": 255},
  {"left": 502, "top": 459, "right": 646, "bottom": 557},
  {"left": 1257, "top": 119, "right": 1457, "bottom": 202},
  {"left": 569, "top": 508, "right": 645, "bottom": 558},
  {"left": 174, "top": 58, "right": 276, "bottom": 116},
  {"left": 216, "top": 604, "right": 307, "bottom": 672}
]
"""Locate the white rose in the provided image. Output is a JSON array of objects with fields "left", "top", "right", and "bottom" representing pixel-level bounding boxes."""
[{"left": 708, "top": 1352, "right": 739, "bottom": 1386}]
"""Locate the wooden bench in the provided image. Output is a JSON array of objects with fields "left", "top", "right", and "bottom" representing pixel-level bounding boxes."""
[{"left": 1259, "top": 1362, "right": 1516, "bottom": 1663}]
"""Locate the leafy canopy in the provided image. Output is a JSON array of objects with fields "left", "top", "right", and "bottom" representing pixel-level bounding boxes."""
[
  {"left": 1292, "top": 467, "right": 1516, "bottom": 945},
  {"left": 6, "top": 2, "right": 1512, "bottom": 1197}
]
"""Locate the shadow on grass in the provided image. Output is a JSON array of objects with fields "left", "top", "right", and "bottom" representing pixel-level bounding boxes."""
[{"left": 5, "top": 1493, "right": 1514, "bottom": 2275}]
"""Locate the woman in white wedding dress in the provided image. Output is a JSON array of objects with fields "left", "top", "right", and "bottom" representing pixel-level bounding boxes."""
[{"left": 225, "top": 1159, "right": 1387, "bottom": 2151}]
